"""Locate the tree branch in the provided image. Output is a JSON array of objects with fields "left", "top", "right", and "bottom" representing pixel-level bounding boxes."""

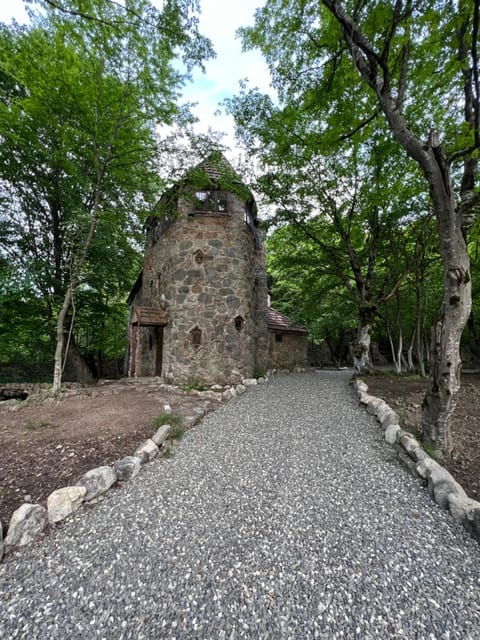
[{"left": 336, "top": 108, "right": 381, "bottom": 142}]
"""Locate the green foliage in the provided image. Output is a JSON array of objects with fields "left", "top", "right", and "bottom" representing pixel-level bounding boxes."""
[
  {"left": 169, "top": 425, "right": 185, "bottom": 441},
  {"left": 182, "top": 376, "right": 206, "bottom": 392},
  {"left": 152, "top": 413, "right": 183, "bottom": 429},
  {"left": 227, "top": 0, "right": 480, "bottom": 375},
  {"left": 421, "top": 438, "right": 443, "bottom": 461},
  {"left": 0, "top": 0, "right": 214, "bottom": 379}
]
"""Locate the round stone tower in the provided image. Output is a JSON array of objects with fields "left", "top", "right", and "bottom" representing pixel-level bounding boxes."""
[{"left": 128, "top": 152, "right": 269, "bottom": 385}]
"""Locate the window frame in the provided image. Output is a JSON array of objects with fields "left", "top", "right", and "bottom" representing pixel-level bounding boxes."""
[{"left": 192, "top": 190, "right": 229, "bottom": 215}]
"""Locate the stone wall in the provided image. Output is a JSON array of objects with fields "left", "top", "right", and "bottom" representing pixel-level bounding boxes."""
[
  {"left": 135, "top": 190, "right": 268, "bottom": 385},
  {"left": 267, "top": 331, "right": 309, "bottom": 370}
]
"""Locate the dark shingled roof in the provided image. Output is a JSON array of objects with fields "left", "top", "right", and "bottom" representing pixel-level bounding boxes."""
[
  {"left": 267, "top": 307, "right": 308, "bottom": 334},
  {"left": 195, "top": 152, "right": 241, "bottom": 183}
]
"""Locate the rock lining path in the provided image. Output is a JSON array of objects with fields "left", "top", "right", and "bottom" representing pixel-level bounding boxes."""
[{"left": 1, "top": 371, "right": 480, "bottom": 639}]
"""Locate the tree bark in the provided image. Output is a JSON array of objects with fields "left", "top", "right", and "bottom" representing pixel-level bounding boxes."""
[{"left": 351, "top": 307, "right": 374, "bottom": 373}]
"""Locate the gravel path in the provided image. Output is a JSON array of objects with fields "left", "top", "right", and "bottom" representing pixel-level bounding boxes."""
[{"left": 1, "top": 371, "right": 480, "bottom": 639}]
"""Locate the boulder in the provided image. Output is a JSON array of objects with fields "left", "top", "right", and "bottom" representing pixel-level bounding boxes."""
[
  {"left": 5, "top": 504, "right": 47, "bottom": 548},
  {"left": 0, "top": 521, "right": 3, "bottom": 562},
  {"left": 366, "top": 396, "right": 384, "bottom": 414},
  {"left": 114, "top": 456, "right": 142, "bottom": 481},
  {"left": 448, "top": 494, "right": 480, "bottom": 526},
  {"left": 428, "top": 465, "right": 467, "bottom": 510},
  {"left": 375, "top": 402, "right": 392, "bottom": 422},
  {"left": 77, "top": 466, "right": 117, "bottom": 501},
  {"left": 236, "top": 384, "right": 246, "bottom": 395},
  {"left": 359, "top": 393, "right": 376, "bottom": 406},
  {"left": 415, "top": 456, "right": 441, "bottom": 479},
  {"left": 464, "top": 502, "right": 480, "bottom": 541},
  {"left": 379, "top": 408, "right": 400, "bottom": 428},
  {"left": 151, "top": 425, "right": 171, "bottom": 446},
  {"left": 163, "top": 404, "right": 172, "bottom": 413},
  {"left": 242, "top": 378, "right": 258, "bottom": 386},
  {"left": 354, "top": 380, "right": 368, "bottom": 394},
  {"left": 47, "top": 486, "right": 86, "bottom": 524},
  {"left": 134, "top": 439, "right": 159, "bottom": 463},
  {"left": 384, "top": 424, "right": 401, "bottom": 445},
  {"left": 398, "top": 433, "right": 422, "bottom": 459}
]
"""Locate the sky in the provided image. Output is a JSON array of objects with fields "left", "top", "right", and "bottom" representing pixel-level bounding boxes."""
[{"left": 0, "top": 0, "right": 272, "bottom": 153}]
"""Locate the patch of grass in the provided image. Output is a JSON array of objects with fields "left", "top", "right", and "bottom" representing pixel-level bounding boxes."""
[
  {"left": 421, "top": 438, "right": 443, "bottom": 460},
  {"left": 151, "top": 412, "right": 183, "bottom": 429},
  {"left": 254, "top": 369, "right": 266, "bottom": 379},
  {"left": 369, "top": 370, "right": 425, "bottom": 382},
  {"left": 182, "top": 376, "right": 206, "bottom": 392},
  {"left": 23, "top": 419, "right": 52, "bottom": 431},
  {"left": 169, "top": 425, "right": 185, "bottom": 441}
]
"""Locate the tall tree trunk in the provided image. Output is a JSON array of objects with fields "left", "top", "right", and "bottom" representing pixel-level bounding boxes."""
[
  {"left": 52, "top": 286, "right": 72, "bottom": 392},
  {"left": 421, "top": 228, "right": 471, "bottom": 450},
  {"left": 351, "top": 306, "right": 374, "bottom": 373},
  {"left": 52, "top": 213, "right": 99, "bottom": 392}
]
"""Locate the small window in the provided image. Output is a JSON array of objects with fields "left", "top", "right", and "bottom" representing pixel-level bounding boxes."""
[
  {"left": 193, "top": 190, "right": 228, "bottom": 215},
  {"left": 234, "top": 316, "right": 244, "bottom": 332},
  {"left": 275, "top": 333, "right": 283, "bottom": 343},
  {"left": 194, "top": 250, "right": 204, "bottom": 265},
  {"left": 190, "top": 326, "right": 202, "bottom": 348}
]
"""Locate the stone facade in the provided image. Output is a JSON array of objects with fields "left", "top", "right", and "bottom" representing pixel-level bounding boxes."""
[
  {"left": 266, "top": 308, "right": 309, "bottom": 370},
  {"left": 128, "top": 154, "right": 270, "bottom": 385},
  {"left": 267, "top": 332, "right": 309, "bottom": 370}
]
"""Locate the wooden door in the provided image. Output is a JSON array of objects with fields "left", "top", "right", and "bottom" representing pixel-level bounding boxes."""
[{"left": 155, "top": 326, "right": 163, "bottom": 376}]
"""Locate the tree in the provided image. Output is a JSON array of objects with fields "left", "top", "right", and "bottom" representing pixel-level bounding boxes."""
[
  {"left": 0, "top": 0, "right": 213, "bottom": 390},
  {"left": 227, "top": 83, "right": 431, "bottom": 373},
  {"left": 234, "top": 0, "right": 479, "bottom": 451}
]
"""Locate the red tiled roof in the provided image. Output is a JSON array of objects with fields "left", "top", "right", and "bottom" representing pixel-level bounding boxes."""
[{"left": 267, "top": 307, "right": 308, "bottom": 334}]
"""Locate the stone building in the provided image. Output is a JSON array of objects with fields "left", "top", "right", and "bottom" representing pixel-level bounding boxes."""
[{"left": 127, "top": 152, "right": 308, "bottom": 384}]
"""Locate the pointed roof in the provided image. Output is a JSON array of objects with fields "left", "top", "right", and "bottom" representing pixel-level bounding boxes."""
[
  {"left": 267, "top": 307, "right": 309, "bottom": 334},
  {"left": 196, "top": 151, "right": 240, "bottom": 182},
  {"left": 185, "top": 150, "right": 243, "bottom": 188}
]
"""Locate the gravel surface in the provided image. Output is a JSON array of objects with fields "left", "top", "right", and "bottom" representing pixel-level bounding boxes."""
[{"left": 1, "top": 371, "right": 480, "bottom": 639}]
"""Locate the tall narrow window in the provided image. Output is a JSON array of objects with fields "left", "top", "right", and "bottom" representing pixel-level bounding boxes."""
[{"left": 190, "top": 326, "right": 202, "bottom": 348}]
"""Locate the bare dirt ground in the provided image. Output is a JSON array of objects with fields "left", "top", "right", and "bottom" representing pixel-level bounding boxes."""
[
  {"left": 0, "top": 380, "right": 221, "bottom": 524},
  {"left": 365, "top": 372, "right": 480, "bottom": 501}
]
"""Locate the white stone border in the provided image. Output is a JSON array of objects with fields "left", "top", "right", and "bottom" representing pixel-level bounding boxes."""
[
  {"left": 353, "top": 378, "right": 480, "bottom": 543},
  {"left": 0, "top": 377, "right": 267, "bottom": 562}
]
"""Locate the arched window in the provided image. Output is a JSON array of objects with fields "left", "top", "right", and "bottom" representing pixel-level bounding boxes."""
[{"left": 234, "top": 316, "right": 244, "bottom": 332}]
